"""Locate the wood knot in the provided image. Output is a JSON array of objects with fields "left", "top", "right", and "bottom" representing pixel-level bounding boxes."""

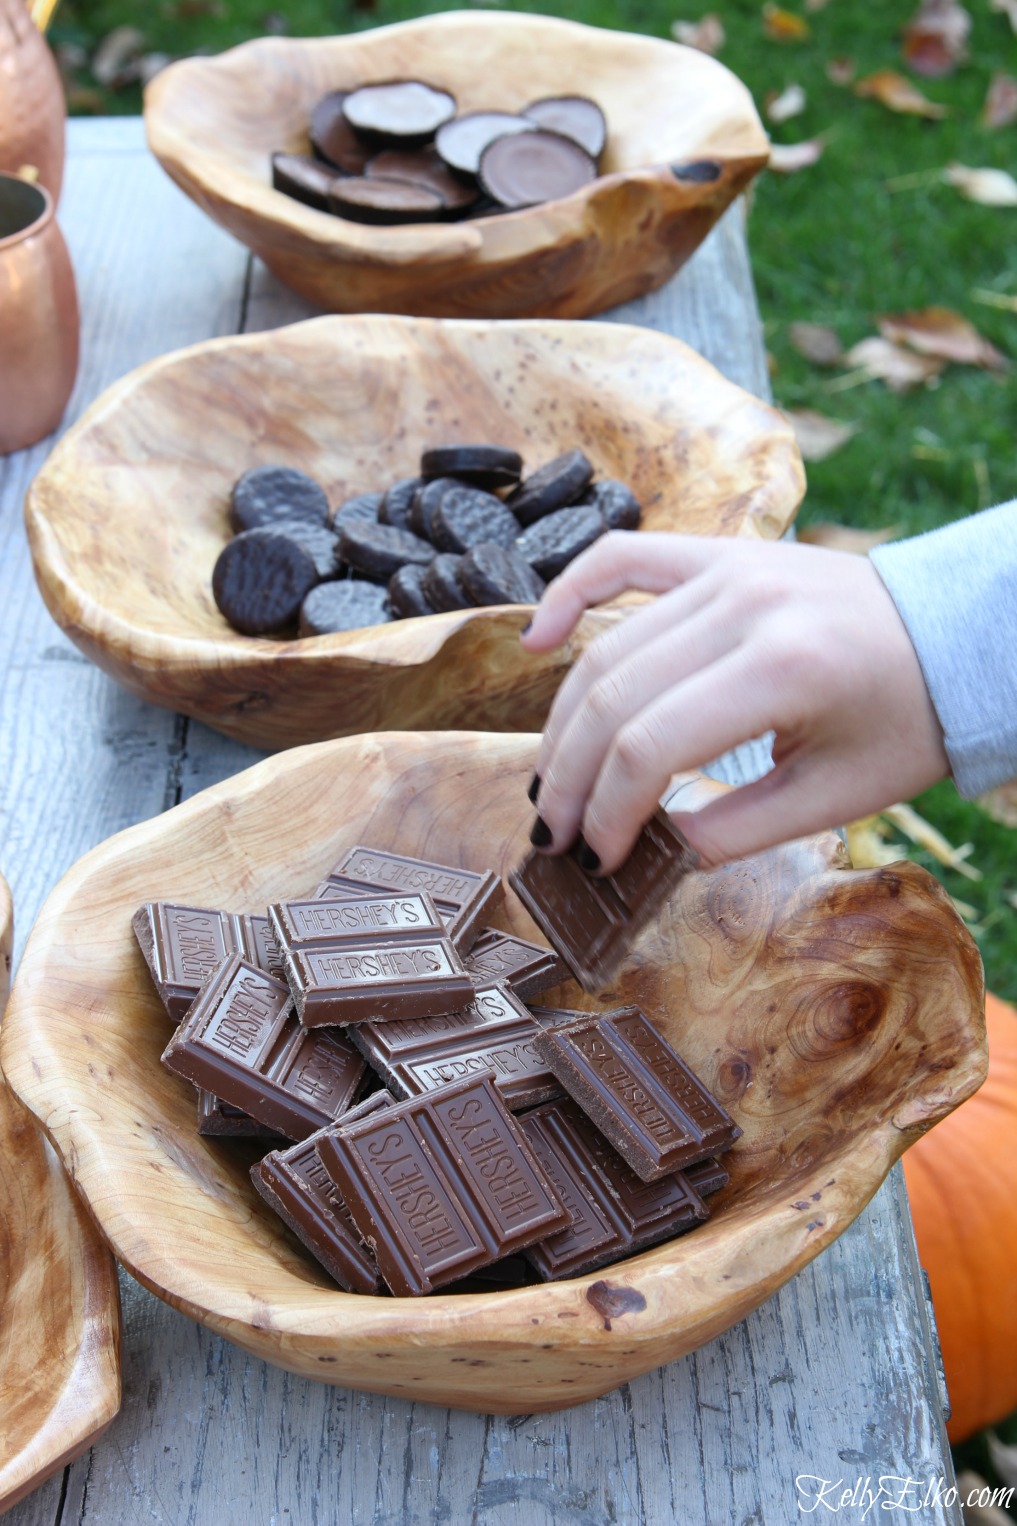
[{"left": 586, "top": 1281, "right": 647, "bottom": 1330}]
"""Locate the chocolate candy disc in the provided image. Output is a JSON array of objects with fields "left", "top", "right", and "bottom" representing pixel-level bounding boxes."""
[
  {"left": 213, "top": 529, "right": 319, "bottom": 636},
  {"left": 516, "top": 504, "right": 606, "bottom": 579},
  {"left": 331, "top": 490, "right": 382, "bottom": 530},
  {"left": 342, "top": 81, "right": 457, "bottom": 148},
  {"left": 432, "top": 486, "right": 520, "bottom": 554},
  {"left": 379, "top": 476, "right": 424, "bottom": 531},
  {"left": 338, "top": 520, "right": 435, "bottom": 581},
  {"left": 309, "top": 91, "right": 371, "bottom": 175},
  {"left": 459, "top": 543, "right": 546, "bottom": 606},
  {"left": 271, "top": 153, "right": 336, "bottom": 211},
  {"left": 388, "top": 562, "right": 435, "bottom": 618},
  {"left": 328, "top": 176, "right": 445, "bottom": 225},
  {"left": 479, "top": 129, "right": 597, "bottom": 210},
  {"left": 582, "top": 479, "right": 642, "bottom": 530},
  {"left": 275, "top": 520, "right": 341, "bottom": 581},
  {"left": 230, "top": 465, "right": 330, "bottom": 533},
  {"left": 435, "top": 112, "right": 537, "bottom": 179},
  {"left": 523, "top": 96, "right": 607, "bottom": 160},
  {"left": 420, "top": 443, "right": 523, "bottom": 491},
  {"left": 507, "top": 449, "right": 594, "bottom": 526},
  {"left": 408, "top": 476, "right": 458, "bottom": 540},
  {"left": 422, "top": 553, "right": 473, "bottom": 612},
  {"left": 366, "top": 147, "right": 478, "bottom": 214},
  {"left": 298, "top": 578, "right": 391, "bottom": 636}
]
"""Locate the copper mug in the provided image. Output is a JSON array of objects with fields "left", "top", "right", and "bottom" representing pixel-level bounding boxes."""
[{"left": 0, "top": 170, "right": 78, "bottom": 454}]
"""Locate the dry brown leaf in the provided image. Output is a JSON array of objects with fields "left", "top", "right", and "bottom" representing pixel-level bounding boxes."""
[
  {"left": 826, "top": 56, "right": 856, "bottom": 85},
  {"left": 783, "top": 408, "right": 857, "bottom": 460},
  {"left": 983, "top": 71, "right": 1017, "bottom": 127},
  {"left": 854, "top": 69, "right": 949, "bottom": 117},
  {"left": 986, "top": 1433, "right": 1017, "bottom": 1490},
  {"left": 670, "top": 14, "right": 726, "bottom": 53},
  {"left": 989, "top": 0, "right": 1017, "bottom": 32},
  {"left": 878, "top": 305, "right": 1010, "bottom": 371},
  {"left": 957, "top": 1472, "right": 1014, "bottom": 1526},
  {"left": 768, "top": 137, "right": 824, "bottom": 173},
  {"left": 901, "top": 0, "right": 971, "bottom": 77},
  {"left": 762, "top": 3, "right": 810, "bottom": 40},
  {"left": 91, "top": 24, "right": 145, "bottom": 88},
  {"left": 766, "top": 82, "right": 806, "bottom": 122},
  {"left": 842, "top": 336, "right": 945, "bottom": 391},
  {"left": 943, "top": 161, "right": 1017, "bottom": 204},
  {"left": 977, "top": 780, "right": 1017, "bottom": 827},
  {"left": 789, "top": 321, "right": 844, "bottom": 365},
  {"left": 798, "top": 521, "right": 900, "bottom": 553}
]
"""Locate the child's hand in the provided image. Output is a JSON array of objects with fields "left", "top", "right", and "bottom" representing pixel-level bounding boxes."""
[{"left": 520, "top": 532, "right": 950, "bottom": 872}]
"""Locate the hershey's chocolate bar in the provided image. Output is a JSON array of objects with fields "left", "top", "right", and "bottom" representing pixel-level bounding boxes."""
[
  {"left": 196, "top": 1089, "right": 286, "bottom": 1140},
  {"left": 133, "top": 901, "right": 285, "bottom": 1019},
  {"left": 322, "top": 846, "right": 502, "bottom": 950},
  {"left": 271, "top": 891, "right": 446, "bottom": 951},
  {"left": 465, "top": 927, "right": 567, "bottom": 1000}
]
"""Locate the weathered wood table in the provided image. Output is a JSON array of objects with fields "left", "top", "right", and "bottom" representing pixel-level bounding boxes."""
[{"left": 1, "top": 118, "right": 960, "bottom": 1526}]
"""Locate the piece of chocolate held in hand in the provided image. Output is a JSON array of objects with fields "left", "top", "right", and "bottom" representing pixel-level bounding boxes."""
[
  {"left": 272, "top": 82, "right": 607, "bottom": 226},
  {"left": 211, "top": 445, "right": 642, "bottom": 637}
]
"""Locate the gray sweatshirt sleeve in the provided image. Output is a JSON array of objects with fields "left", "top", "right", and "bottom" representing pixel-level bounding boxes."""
[{"left": 869, "top": 500, "right": 1017, "bottom": 798}]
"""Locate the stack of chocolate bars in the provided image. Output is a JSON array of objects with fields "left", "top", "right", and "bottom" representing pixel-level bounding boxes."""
[{"left": 134, "top": 813, "right": 740, "bottom": 1297}]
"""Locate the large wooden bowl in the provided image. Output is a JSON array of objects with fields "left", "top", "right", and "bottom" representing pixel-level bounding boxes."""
[
  {"left": 26, "top": 314, "right": 804, "bottom": 751},
  {"left": 0, "top": 874, "right": 121, "bottom": 1512},
  {"left": 144, "top": 13, "right": 769, "bottom": 319},
  {"left": 0, "top": 734, "right": 986, "bottom": 1415}
]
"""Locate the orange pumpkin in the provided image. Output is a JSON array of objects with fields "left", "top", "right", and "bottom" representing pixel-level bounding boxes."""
[{"left": 903, "top": 991, "right": 1017, "bottom": 1443}]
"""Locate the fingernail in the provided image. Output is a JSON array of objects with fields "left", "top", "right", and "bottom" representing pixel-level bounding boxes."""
[
  {"left": 575, "top": 836, "right": 601, "bottom": 874},
  {"left": 520, "top": 620, "right": 533, "bottom": 638},
  {"left": 527, "top": 772, "right": 541, "bottom": 805},
  {"left": 530, "top": 815, "right": 553, "bottom": 849}
]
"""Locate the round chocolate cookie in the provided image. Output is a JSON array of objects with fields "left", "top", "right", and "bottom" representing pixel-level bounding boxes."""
[
  {"left": 583, "top": 479, "right": 642, "bottom": 530},
  {"left": 309, "top": 91, "right": 371, "bottom": 175},
  {"left": 331, "top": 490, "right": 383, "bottom": 530},
  {"left": 271, "top": 153, "right": 336, "bottom": 211},
  {"left": 420, "top": 444, "right": 523, "bottom": 491},
  {"left": 422, "top": 553, "right": 474, "bottom": 612},
  {"left": 523, "top": 96, "right": 607, "bottom": 159},
  {"left": 299, "top": 578, "right": 391, "bottom": 636},
  {"left": 212, "top": 529, "right": 319, "bottom": 636},
  {"left": 328, "top": 176, "right": 444, "bottom": 225},
  {"left": 366, "top": 147, "right": 478, "bottom": 215},
  {"left": 342, "top": 81, "right": 457, "bottom": 148},
  {"left": 230, "top": 465, "right": 330, "bottom": 533},
  {"left": 435, "top": 112, "right": 537, "bottom": 180},
  {"left": 408, "top": 476, "right": 458, "bottom": 540},
  {"left": 459, "top": 543, "right": 547, "bottom": 606},
  {"left": 338, "top": 520, "right": 434, "bottom": 581},
  {"left": 275, "top": 520, "right": 341, "bottom": 581},
  {"left": 507, "top": 449, "right": 594, "bottom": 526},
  {"left": 388, "top": 562, "right": 435, "bottom": 618},
  {"left": 432, "top": 485, "right": 520, "bottom": 554},
  {"left": 515, "top": 504, "right": 606, "bottom": 580},
  {"left": 379, "top": 476, "right": 425, "bottom": 532},
  {"left": 479, "top": 129, "right": 596, "bottom": 210}
]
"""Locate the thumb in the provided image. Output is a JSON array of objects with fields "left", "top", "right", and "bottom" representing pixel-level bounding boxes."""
[{"left": 669, "top": 758, "right": 849, "bottom": 869}]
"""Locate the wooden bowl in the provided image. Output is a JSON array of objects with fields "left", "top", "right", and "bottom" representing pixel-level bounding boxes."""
[
  {"left": 0, "top": 734, "right": 986, "bottom": 1416},
  {"left": 0, "top": 873, "right": 121, "bottom": 1512},
  {"left": 143, "top": 13, "right": 769, "bottom": 319},
  {"left": 26, "top": 314, "right": 804, "bottom": 751}
]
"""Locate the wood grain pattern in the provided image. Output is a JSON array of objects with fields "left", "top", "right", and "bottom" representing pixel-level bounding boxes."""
[
  {"left": 0, "top": 871, "right": 121, "bottom": 1514},
  {"left": 144, "top": 13, "right": 769, "bottom": 320},
  {"left": 26, "top": 314, "right": 804, "bottom": 750},
  {"left": 0, "top": 735, "right": 985, "bottom": 1415}
]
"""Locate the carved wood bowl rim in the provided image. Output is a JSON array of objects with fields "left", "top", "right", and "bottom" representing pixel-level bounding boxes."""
[{"left": 0, "top": 735, "right": 986, "bottom": 1414}]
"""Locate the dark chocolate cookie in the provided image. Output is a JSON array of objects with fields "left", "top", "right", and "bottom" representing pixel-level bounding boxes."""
[
  {"left": 432, "top": 485, "right": 520, "bottom": 554},
  {"left": 479, "top": 130, "right": 596, "bottom": 210},
  {"left": 436, "top": 112, "right": 537, "bottom": 180},
  {"left": 388, "top": 562, "right": 435, "bottom": 618},
  {"left": 212, "top": 529, "right": 319, "bottom": 636},
  {"left": 515, "top": 504, "right": 606, "bottom": 579},
  {"left": 408, "top": 476, "right": 458, "bottom": 541},
  {"left": 420, "top": 444, "right": 523, "bottom": 491},
  {"left": 342, "top": 81, "right": 457, "bottom": 148},
  {"left": 331, "top": 491, "right": 383, "bottom": 530},
  {"left": 338, "top": 520, "right": 434, "bottom": 581},
  {"left": 328, "top": 176, "right": 444, "bottom": 225},
  {"left": 522, "top": 96, "right": 607, "bottom": 159},
  {"left": 379, "top": 477, "right": 424, "bottom": 531},
  {"left": 271, "top": 153, "right": 336, "bottom": 211},
  {"left": 507, "top": 450, "right": 594, "bottom": 526},
  {"left": 459, "top": 543, "right": 547, "bottom": 606},
  {"left": 422, "top": 553, "right": 474, "bottom": 612},
  {"left": 275, "top": 520, "right": 342, "bottom": 581},
  {"left": 299, "top": 579, "right": 392, "bottom": 636},
  {"left": 309, "top": 91, "right": 371, "bottom": 175},
  {"left": 366, "top": 147, "right": 478, "bottom": 215},
  {"left": 582, "top": 479, "right": 642, "bottom": 530},
  {"left": 230, "top": 465, "right": 330, "bottom": 533}
]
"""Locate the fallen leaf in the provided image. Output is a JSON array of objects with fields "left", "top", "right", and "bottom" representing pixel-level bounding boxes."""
[
  {"left": 944, "top": 161, "right": 1017, "bottom": 204},
  {"left": 986, "top": 1432, "right": 1017, "bottom": 1490},
  {"left": 983, "top": 71, "right": 1017, "bottom": 127},
  {"left": 783, "top": 408, "right": 857, "bottom": 460},
  {"left": 766, "top": 82, "right": 807, "bottom": 121},
  {"left": 972, "top": 287, "right": 1017, "bottom": 312},
  {"left": 798, "top": 521, "right": 900, "bottom": 553},
  {"left": 882, "top": 801, "right": 982, "bottom": 879},
  {"left": 989, "top": 0, "right": 1017, "bottom": 31},
  {"left": 846, "top": 817, "right": 905, "bottom": 870},
  {"left": 956, "top": 1471, "right": 1014, "bottom": 1526},
  {"left": 826, "top": 56, "right": 856, "bottom": 85},
  {"left": 671, "top": 14, "right": 726, "bottom": 52},
  {"left": 762, "top": 3, "right": 810, "bottom": 40},
  {"left": 91, "top": 24, "right": 145, "bottom": 88},
  {"left": 854, "top": 69, "right": 948, "bottom": 117},
  {"left": 977, "top": 781, "right": 1017, "bottom": 827},
  {"left": 902, "top": 0, "right": 971, "bottom": 77},
  {"left": 768, "top": 137, "right": 824, "bottom": 173},
  {"left": 789, "top": 320, "right": 844, "bottom": 365},
  {"left": 842, "top": 336, "right": 945, "bottom": 390},
  {"left": 878, "top": 305, "right": 1010, "bottom": 370}
]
